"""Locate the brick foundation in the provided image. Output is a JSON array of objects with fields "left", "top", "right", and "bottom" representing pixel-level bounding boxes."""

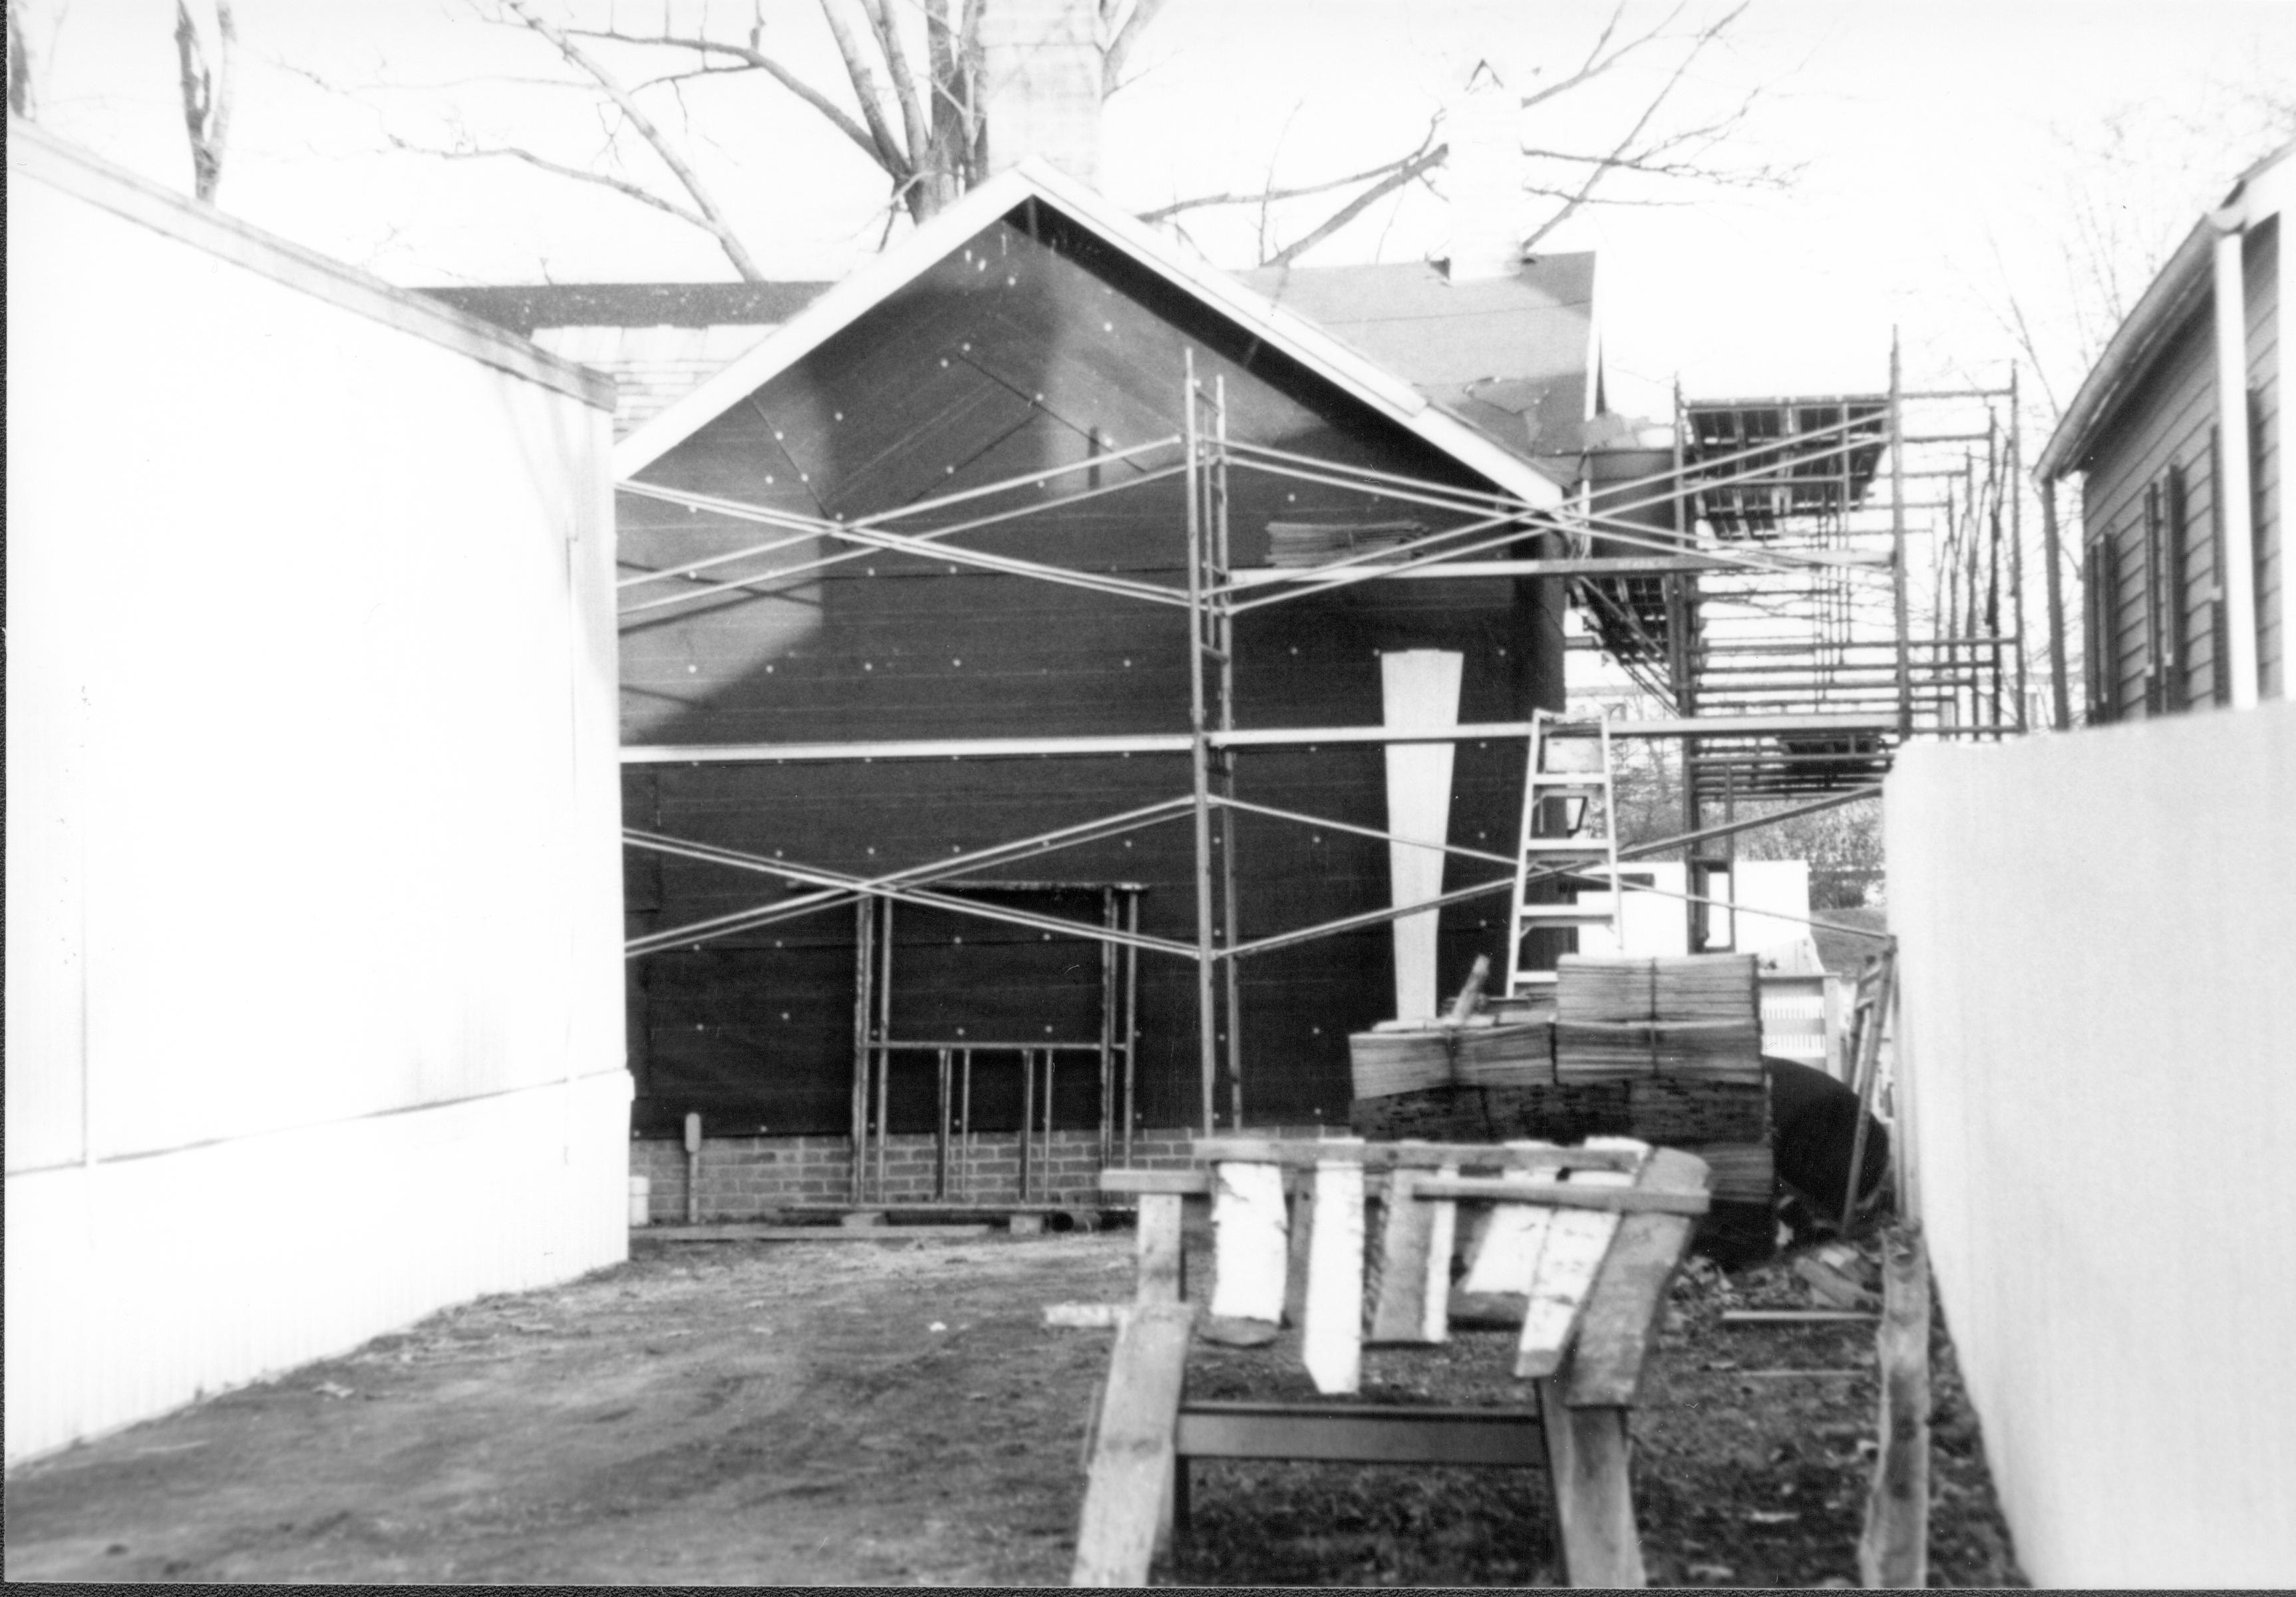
[{"left": 629, "top": 1125, "right": 1330, "bottom": 1223}]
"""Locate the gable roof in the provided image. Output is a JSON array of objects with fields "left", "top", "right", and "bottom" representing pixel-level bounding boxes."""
[
  {"left": 2038, "top": 138, "right": 2294, "bottom": 480},
  {"left": 611, "top": 160, "right": 1566, "bottom": 508}
]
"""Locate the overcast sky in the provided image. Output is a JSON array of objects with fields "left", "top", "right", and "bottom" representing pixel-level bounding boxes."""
[{"left": 17, "top": 1, "right": 2296, "bottom": 417}]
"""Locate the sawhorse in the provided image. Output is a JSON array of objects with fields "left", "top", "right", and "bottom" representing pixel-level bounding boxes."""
[{"left": 1070, "top": 1137, "right": 1709, "bottom": 1586}]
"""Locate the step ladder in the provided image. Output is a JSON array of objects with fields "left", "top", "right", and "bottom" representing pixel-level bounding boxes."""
[{"left": 1502, "top": 710, "right": 1625, "bottom": 1000}]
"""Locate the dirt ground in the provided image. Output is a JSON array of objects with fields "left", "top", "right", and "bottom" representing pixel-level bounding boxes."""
[{"left": 5, "top": 1223, "right": 2021, "bottom": 1586}]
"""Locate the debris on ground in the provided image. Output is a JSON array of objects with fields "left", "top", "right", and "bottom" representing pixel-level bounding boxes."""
[{"left": 4, "top": 1229, "right": 2023, "bottom": 1586}]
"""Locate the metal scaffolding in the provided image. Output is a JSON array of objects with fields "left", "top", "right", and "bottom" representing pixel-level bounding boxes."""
[{"left": 618, "top": 347, "right": 2014, "bottom": 1173}]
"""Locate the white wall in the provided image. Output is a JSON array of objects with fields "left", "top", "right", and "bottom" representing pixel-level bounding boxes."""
[
  {"left": 1887, "top": 702, "right": 2296, "bottom": 1586},
  {"left": 4, "top": 128, "right": 629, "bottom": 1464}
]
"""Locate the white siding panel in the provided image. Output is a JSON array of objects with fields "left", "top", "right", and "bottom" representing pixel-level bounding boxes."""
[
  {"left": 1886, "top": 703, "right": 2296, "bottom": 1585},
  {"left": 5, "top": 135, "right": 629, "bottom": 1464},
  {"left": 3, "top": 1070, "right": 631, "bottom": 1465}
]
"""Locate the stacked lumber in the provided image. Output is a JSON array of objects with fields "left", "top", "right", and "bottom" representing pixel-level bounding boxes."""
[
  {"left": 1265, "top": 518, "right": 1422, "bottom": 567},
  {"left": 1481, "top": 1082, "right": 1635, "bottom": 1143},
  {"left": 1683, "top": 1140, "right": 1774, "bottom": 1205},
  {"left": 1348, "top": 1014, "right": 1549, "bottom": 1100},
  {"left": 1626, "top": 1076, "right": 1770, "bottom": 1145},
  {"left": 1347, "top": 1026, "right": 1454, "bottom": 1098},
  {"left": 1554, "top": 954, "right": 1763, "bottom": 1084},
  {"left": 1450, "top": 1023, "right": 1552, "bottom": 1086}
]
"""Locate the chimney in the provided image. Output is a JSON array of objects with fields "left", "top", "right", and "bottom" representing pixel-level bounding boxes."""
[
  {"left": 1444, "top": 58, "right": 1524, "bottom": 281},
  {"left": 977, "top": 0, "right": 1102, "bottom": 189}
]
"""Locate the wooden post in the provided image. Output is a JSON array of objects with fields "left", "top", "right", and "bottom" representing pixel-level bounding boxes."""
[
  {"left": 1136, "top": 1193, "right": 1184, "bottom": 1304},
  {"left": 1539, "top": 1383, "right": 1644, "bottom": 1588},
  {"left": 1071, "top": 1300, "right": 1198, "bottom": 1586},
  {"left": 1859, "top": 1223, "right": 1930, "bottom": 1588},
  {"left": 1301, "top": 1152, "right": 1367, "bottom": 1394}
]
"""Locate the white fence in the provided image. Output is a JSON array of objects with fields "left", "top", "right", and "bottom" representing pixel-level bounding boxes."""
[
  {"left": 5, "top": 129, "right": 629, "bottom": 1463},
  {"left": 1887, "top": 702, "right": 2296, "bottom": 1585}
]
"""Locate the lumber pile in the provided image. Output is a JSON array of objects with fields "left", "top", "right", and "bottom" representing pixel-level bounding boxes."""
[
  {"left": 1553, "top": 954, "right": 1764, "bottom": 1084},
  {"left": 1349, "top": 952, "right": 1775, "bottom": 1222}
]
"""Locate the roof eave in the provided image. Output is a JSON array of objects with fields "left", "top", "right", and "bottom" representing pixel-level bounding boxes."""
[{"left": 2036, "top": 217, "right": 2216, "bottom": 480}]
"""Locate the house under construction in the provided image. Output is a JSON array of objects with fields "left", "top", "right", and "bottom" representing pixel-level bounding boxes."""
[{"left": 438, "top": 161, "right": 2025, "bottom": 1217}]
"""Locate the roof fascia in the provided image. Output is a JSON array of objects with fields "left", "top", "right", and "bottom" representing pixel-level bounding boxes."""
[
  {"left": 615, "top": 158, "right": 1562, "bottom": 508},
  {"left": 2034, "top": 218, "right": 2215, "bottom": 480},
  {"left": 2039, "top": 141, "right": 2292, "bottom": 480},
  {"left": 613, "top": 170, "right": 1037, "bottom": 477}
]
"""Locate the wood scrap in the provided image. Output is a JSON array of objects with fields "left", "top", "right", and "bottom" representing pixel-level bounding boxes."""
[
  {"left": 1301, "top": 1153, "right": 1366, "bottom": 1393},
  {"left": 1859, "top": 1224, "right": 1931, "bottom": 1588},
  {"left": 1208, "top": 1161, "right": 1287, "bottom": 1324}
]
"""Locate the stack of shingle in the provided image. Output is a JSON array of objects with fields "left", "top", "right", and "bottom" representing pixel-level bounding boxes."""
[
  {"left": 1552, "top": 954, "right": 1770, "bottom": 1207},
  {"left": 1554, "top": 954, "right": 1763, "bottom": 1082}
]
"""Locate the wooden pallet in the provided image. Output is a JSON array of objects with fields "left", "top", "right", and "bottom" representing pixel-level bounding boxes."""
[{"left": 1072, "top": 1137, "right": 1710, "bottom": 1586}]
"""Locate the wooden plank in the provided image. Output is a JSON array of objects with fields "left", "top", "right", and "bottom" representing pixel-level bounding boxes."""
[
  {"left": 1538, "top": 1383, "right": 1646, "bottom": 1588},
  {"left": 1283, "top": 1182, "right": 1316, "bottom": 1329},
  {"left": 1208, "top": 1161, "right": 1287, "bottom": 1324},
  {"left": 1070, "top": 1300, "right": 1198, "bottom": 1587},
  {"left": 1515, "top": 1139, "right": 1645, "bottom": 1380},
  {"left": 1460, "top": 1151, "right": 1557, "bottom": 1296},
  {"left": 1858, "top": 1225, "right": 1931, "bottom": 1588},
  {"left": 650, "top": 1223, "right": 992, "bottom": 1242},
  {"left": 1301, "top": 1155, "right": 1367, "bottom": 1394},
  {"left": 1101, "top": 1169, "right": 1210, "bottom": 1195},
  {"left": 1721, "top": 1309, "right": 1878, "bottom": 1326},
  {"left": 1192, "top": 1137, "right": 1638, "bottom": 1173},
  {"left": 1562, "top": 1147, "right": 1710, "bottom": 1408},
  {"left": 1175, "top": 1401, "right": 1545, "bottom": 1466},
  {"left": 1368, "top": 1159, "right": 1458, "bottom": 1345},
  {"left": 1045, "top": 1302, "right": 1131, "bottom": 1330},
  {"left": 1136, "top": 1193, "right": 1184, "bottom": 1304},
  {"left": 1412, "top": 1179, "right": 1709, "bottom": 1216}
]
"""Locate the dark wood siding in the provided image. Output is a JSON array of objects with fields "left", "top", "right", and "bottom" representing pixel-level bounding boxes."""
[{"left": 619, "top": 206, "right": 1567, "bottom": 1133}]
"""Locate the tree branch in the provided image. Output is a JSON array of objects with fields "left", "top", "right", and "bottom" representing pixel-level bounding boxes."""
[
  {"left": 1265, "top": 140, "right": 1448, "bottom": 268},
  {"left": 504, "top": 0, "right": 763, "bottom": 279},
  {"left": 9, "top": 0, "right": 35, "bottom": 120},
  {"left": 1098, "top": 0, "right": 1174, "bottom": 96},
  {"left": 389, "top": 131, "right": 711, "bottom": 231},
  {"left": 174, "top": 0, "right": 236, "bottom": 202},
  {"left": 857, "top": 0, "right": 932, "bottom": 172},
  {"left": 1518, "top": 0, "right": 1691, "bottom": 113},
  {"left": 1520, "top": 3, "right": 1740, "bottom": 253},
  {"left": 1140, "top": 116, "right": 1444, "bottom": 222},
  {"left": 563, "top": 26, "right": 882, "bottom": 166},
  {"left": 816, "top": 0, "right": 915, "bottom": 185}
]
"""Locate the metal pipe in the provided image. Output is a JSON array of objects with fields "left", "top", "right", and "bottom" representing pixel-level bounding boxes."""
[
  {"left": 617, "top": 456, "right": 1190, "bottom": 596},
  {"left": 620, "top": 711, "right": 1905, "bottom": 768},
  {"left": 2211, "top": 210, "right": 2261, "bottom": 708},
  {"left": 850, "top": 899, "right": 872, "bottom": 1205},
  {"left": 2039, "top": 476, "right": 2072, "bottom": 730},
  {"left": 1020, "top": 1047, "right": 1036, "bottom": 1202},
  {"left": 1891, "top": 334, "right": 1913, "bottom": 736},
  {"left": 1186, "top": 351, "right": 1218, "bottom": 1135}
]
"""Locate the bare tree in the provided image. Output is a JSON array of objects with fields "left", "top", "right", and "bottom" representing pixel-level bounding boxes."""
[
  {"left": 8, "top": 0, "right": 34, "bottom": 120},
  {"left": 1149, "top": 1, "right": 1791, "bottom": 267},
  {"left": 384, "top": 0, "right": 1170, "bottom": 280},
  {"left": 174, "top": 0, "right": 236, "bottom": 202}
]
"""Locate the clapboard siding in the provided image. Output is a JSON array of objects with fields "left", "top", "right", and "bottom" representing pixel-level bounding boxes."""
[
  {"left": 2084, "top": 304, "right": 2218, "bottom": 720},
  {"left": 2080, "top": 215, "right": 2283, "bottom": 716},
  {"left": 621, "top": 207, "right": 1565, "bottom": 1133}
]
